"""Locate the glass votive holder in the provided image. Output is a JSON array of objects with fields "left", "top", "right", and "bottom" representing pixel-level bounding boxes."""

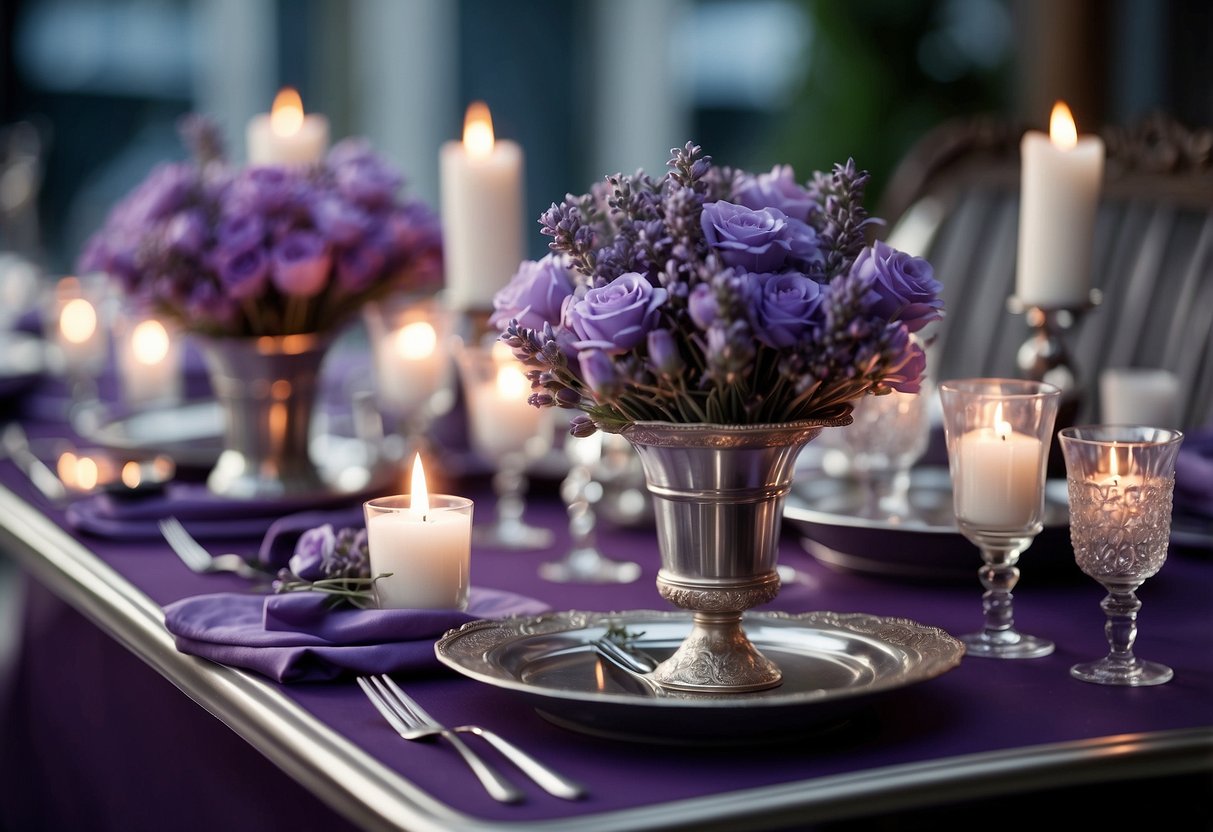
[
  {"left": 45, "top": 275, "right": 109, "bottom": 381},
  {"left": 114, "top": 311, "right": 183, "bottom": 408},
  {"left": 363, "top": 494, "right": 473, "bottom": 610},
  {"left": 1058, "top": 425, "right": 1184, "bottom": 685}
]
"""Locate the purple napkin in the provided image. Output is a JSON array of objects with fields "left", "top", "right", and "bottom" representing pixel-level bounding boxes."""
[
  {"left": 163, "top": 587, "right": 549, "bottom": 683},
  {"left": 65, "top": 482, "right": 376, "bottom": 542},
  {"left": 1175, "top": 429, "right": 1213, "bottom": 519}
]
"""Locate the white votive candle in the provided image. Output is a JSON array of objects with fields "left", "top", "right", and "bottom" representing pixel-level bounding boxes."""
[
  {"left": 1016, "top": 101, "right": 1105, "bottom": 307},
  {"left": 246, "top": 87, "right": 330, "bottom": 166},
  {"left": 955, "top": 413, "right": 1043, "bottom": 528},
  {"left": 467, "top": 356, "right": 544, "bottom": 460},
  {"left": 439, "top": 101, "right": 525, "bottom": 312},
  {"left": 1099, "top": 368, "right": 1181, "bottom": 429},
  {"left": 116, "top": 316, "right": 182, "bottom": 406},
  {"left": 364, "top": 457, "right": 472, "bottom": 610},
  {"left": 375, "top": 320, "right": 447, "bottom": 416}
]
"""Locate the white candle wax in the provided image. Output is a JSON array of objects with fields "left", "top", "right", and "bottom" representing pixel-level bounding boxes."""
[
  {"left": 54, "top": 292, "right": 105, "bottom": 377},
  {"left": 955, "top": 427, "right": 1043, "bottom": 528},
  {"left": 467, "top": 364, "right": 544, "bottom": 460},
  {"left": 116, "top": 318, "right": 182, "bottom": 406},
  {"left": 1016, "top": 103, "right": 1105, "bottom": 307},
  {"left": 246, "top": 88, "right": 329, "bottom": 166},
  {"left": 367, "top": 508, "right": 470, "bottom": 610},
  {"left": 375, "top": 322, "right": 447, "bottom": 417},
  {"left": 439, "top": 102, "right": 525, "bottom": 312},
  {"left": 1099, "top": 368, "right": 1181, "bottom": 429}
]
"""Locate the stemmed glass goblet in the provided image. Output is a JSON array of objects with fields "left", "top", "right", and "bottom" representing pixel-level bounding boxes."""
[
  {"left": 939, "top": 378, "right": 1061, "bottom": 659},
  {"left": 456, "top": 340, "right": 554, "bottom": 550},
  {"left": 1058, "top": 425, "right": 1184, "bottom": 686},
  {"left": 539, "top": 430, "right": 642, "bottom": 583}
]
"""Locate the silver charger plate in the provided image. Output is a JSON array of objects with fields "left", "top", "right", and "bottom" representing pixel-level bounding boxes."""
[
  {"left": 435, "top": 609, "right": 964, "bottom": 744},
  {"left": 784, "top": 466, "right": 1075, "bottom": 582}
]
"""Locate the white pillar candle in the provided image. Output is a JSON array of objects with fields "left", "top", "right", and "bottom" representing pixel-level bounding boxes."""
[
  {"left": 1099, "top": 368, "right": 1181, "bottom": 429},
  {"left": 439, "top": 101, "right": 525, "bottom": 312},
  {"left": 1016, "top": 101, "right": 1105, "bottom": 307},
  {"left": 246, "top": 87, "right": 330, "bottom": 166},
  {"left": 365, "top": 457, "right": 472, "bottom": 610},
  {"left": 116, "top": 317, "right": 182, "bottom": 407},
  {"left": 954, "top": 409, "right": 1043, "bottom": 528}
]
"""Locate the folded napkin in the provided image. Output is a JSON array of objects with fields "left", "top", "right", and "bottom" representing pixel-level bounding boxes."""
[
  {"left": 1175, "top": 429, "right": 1213, "bottom": 520},
  {"left": 65, "top": 482, "right": 374, "bottom": 542},
  {"left": 163, "top": 588, "right": 549, "bottom": 683}
]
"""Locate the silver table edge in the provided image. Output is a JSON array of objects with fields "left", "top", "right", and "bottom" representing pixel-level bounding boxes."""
[{"left": 0, "top": 481, "right": 1209, "bottom": 831}]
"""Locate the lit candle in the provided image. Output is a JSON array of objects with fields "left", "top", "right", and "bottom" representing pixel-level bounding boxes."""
[
  {"left": 439, "top": 101, "right": 525, "bottom": 312},
  {"left": 116, "top": 316, "right": 182, "bottom": 407},
  {"left": 53, "top": 276, "right": 105, "bottom": 377},
  {"left": 364, "top": 456, "right": 473, "bottom": 610},
  {"left": 374, "top": 319, "right": 448, "bottom": 417},
  {"left": 466, "top": 344, "right": 545, "bottom": 460},
  {"left": 954, "top": 403, "right": 1044, "bottom": 527},
  {"left": 246, "top": 87, "right": 330, "bottom": 166},
  {"left": 1016, "top": 101, "right": 1105, "bottom": 307}
]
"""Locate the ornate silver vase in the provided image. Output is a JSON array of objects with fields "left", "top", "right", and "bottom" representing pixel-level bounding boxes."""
[
  {"left": 198, "top": 333, "right": 331, "bottom": 499},
  {"left": 619, "top": 418, "right": 848, "bottom": 693}
]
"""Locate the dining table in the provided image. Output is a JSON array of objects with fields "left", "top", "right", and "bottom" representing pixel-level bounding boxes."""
[{"left": 0, "top": 389, "right": 1210, "bottom": 832}]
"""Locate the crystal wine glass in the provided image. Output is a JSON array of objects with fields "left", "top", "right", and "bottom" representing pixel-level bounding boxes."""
[
  {"left": 1058, "top": 425, "right": 1184, "bottom": 685},
  {"left": 939, "top": 378, "right": 1061, "bottom": 659},
  {"left": 456, "top": 339, "right": 554, "bottom": 550},
  {"left": 539, "top": 430, "right": 642, "bottom": 583}
]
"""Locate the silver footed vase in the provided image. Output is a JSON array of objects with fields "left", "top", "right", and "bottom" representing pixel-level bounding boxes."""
[
  {"left": 199, "top": 333, "right": 332, "bottom": 499},
  {"left": 619, "top": 418, "right": 848, "bottom": 693}
]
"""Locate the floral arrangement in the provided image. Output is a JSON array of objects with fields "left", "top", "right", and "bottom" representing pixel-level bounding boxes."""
[
  {"left": 493, "top": 142, "right": 942, "bottom": 435},
  {"left": 78, "top": 116, "right": 443, "bottom": 338},
  {"left": 272, "top": 524, "right": 389, "bottom": 609}
]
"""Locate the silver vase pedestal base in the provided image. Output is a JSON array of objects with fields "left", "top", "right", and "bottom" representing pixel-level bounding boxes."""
[{"left": 651, "top": 569, "right": 783, "bottom": 693}]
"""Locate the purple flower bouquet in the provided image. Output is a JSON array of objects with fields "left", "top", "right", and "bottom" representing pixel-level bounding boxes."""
[
  {"left": 78, "top": 116, "right": 443, "bottom": 338},
  {"left": 494, "top": 142, "right": 943, "bottom": 435}
]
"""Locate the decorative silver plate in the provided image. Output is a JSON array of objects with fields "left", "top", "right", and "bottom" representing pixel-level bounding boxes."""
[
  {"left": 784, "top": 467, "right": 1075, "bottom": 581},
  {"left": 434, "top": 609, "right": 964, "bottom": 744}
]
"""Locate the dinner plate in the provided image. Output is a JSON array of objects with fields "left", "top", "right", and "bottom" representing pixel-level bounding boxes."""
[
  {"left": 434, "top": 609, "right": 964, "bottom": 744},
  {"left": 784, "top": 466, "right": 1076, "bottom": 582}
]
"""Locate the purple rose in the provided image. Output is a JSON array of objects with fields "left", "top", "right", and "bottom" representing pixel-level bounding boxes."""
[
  {"left": 289, "top": 524, "right": 336, "bottom": 581},
  {"left": 688, "top": 282, "right": 717, "bottom": 330},
  {"left": 128, "top": 163, "right": 196, "bottom": 223},
  {"left": 228, "top": 166, "right": 298, "bottom": 214},
  {"left": 272, "top": 231, "right": 331, "bottom": 298},
  {"left": 733, "top": 165, "right": 814, "bottom": 221},
  {"left": 165, "top": 209, "right": 208, "bottom": 256},
  {"left": 217, "top": 245, "right": 269, "bottom": 299},
  {"left": 882, "top": 325, "right": 928, "bottom": 394},
  {"left": 490, "top": 255, "right": 575, "bottom": 331},
  {"left": 700, "top": 201, "right": 795, "bottom": 273},
  {"left": 335, "top": 243, "right": 387, "bottom": 293},
  {"left": 312, "top": 196, "right": 371, "bottom": 246},
  {"left": 578, "top": 349, "right": 622, "bottom": 400},
  {"left": 850, "top": 241, "right": 943, "bottom": 333},
  {"left": 783, "top": 217, "right": 825, "bottom": 272},
  {"left": 567, "top": 272, "right": 667, "bottom": 353},
  {"left": 746, "top": 272, "right": 826, "bottom": 349},
  {"left": 334, "top": 155, "right": 402, "bottom": 208},
  {"left": 216, "top": 212, "right": 266, "bottom": 257},
  {"left": 646, "top": 329, "right": 683, "bottom": 378}
]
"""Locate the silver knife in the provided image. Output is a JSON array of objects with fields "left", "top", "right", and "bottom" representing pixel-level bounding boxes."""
[{"left": 2, "top": 423, "right": 68, "bottom": 503}]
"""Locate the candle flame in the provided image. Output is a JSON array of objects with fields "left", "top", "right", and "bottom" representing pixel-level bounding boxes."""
[
  {"left": 410, "top": 453, "right": 430, "bottom": 516},
  {"left": 270, "top": 87, "right": 306, "bottom": 138},
  {"left": 496, "top": 365, "right": 529, "bottom": 400},
  {"left": 131, "top": 319, "right": 170, "bottom": 365},
  {"left": 1049, "top": 101, "right": 1078, "bottom": 150},
  {"left": 121, "top": 461, "right": 143, "bottom": 489},
  {"left": 60, "top": 298, "right": 97, "bottom": 345},
  {"left": 57, "top": 451, "right": 77, "bottom": 488},
  {"left": 462, "top": 101, "right": 495, "bottom": 159},
  {"left": 394, "top": 321, "right": 437, "bottom": 360},
  {"left": 993, "top": 403, "right": 1012, "bottom": 440},
  {"left": 1109, "top": 447, "right": 1120, "bottom": 483}
]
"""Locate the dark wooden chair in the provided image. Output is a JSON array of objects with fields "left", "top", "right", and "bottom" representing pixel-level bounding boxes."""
[{"left": 878, "top": 112, "right": 1213, "bottom": 430}]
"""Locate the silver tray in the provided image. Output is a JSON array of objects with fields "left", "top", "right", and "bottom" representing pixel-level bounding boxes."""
[
  {"left": 435, "top": 609, "right": 964, "bottom": 744},
  {"left": 784, "top": 467, "right": 1075, "bottom": 582}
]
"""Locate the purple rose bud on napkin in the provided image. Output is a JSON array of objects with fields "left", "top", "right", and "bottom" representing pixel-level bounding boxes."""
[
  {"left": 271, "top": 230, "right": 331, "bottom": 298},
  {"left": 567, "top": 272, "right": 667, "bottom": 353},
  {"left": 700, "top": 201, "right": 794, "bottom": 273},
  {"left": 490, "top": 254, "right": 575, "bottom": 331},
  {"left": 746, "top": 272, "right": 826, "bottom": 349},
  {"left": 647, "top": 328, "right": 683, "bottom": 378},
  {"left": 165, "top": 209, "right": 208, "bottom": 256},
  {"left": 688, "top": 282, "right": 718, "bottom": 330},
  {"left": 733, "top": 165, "right": 815, "bottom": 222},
  {"left": 289, "top": 524, "right": 336, "bottom": 581},
  {"left": 851, "top": 241, "right": 943, "bottom": 333},
  {"left": 217, "top": 245, "right": 270, "bottom": 300},
  {"left": 579, "top": 349, "right": 622, "bottom": 401}
]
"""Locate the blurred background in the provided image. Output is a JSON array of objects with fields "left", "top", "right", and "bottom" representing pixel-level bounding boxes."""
[{"left": 1, "top": 0, "right": 1211, "bottom": 277}]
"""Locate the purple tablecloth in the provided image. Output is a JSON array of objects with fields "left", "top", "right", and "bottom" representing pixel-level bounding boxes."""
[{"left": 1, "top": 454, "right": 1211, "bottom": 830}]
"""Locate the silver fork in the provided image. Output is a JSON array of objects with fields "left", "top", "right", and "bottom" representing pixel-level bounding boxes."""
[
  {"left": 358, "top": 676, "right": 585, "bottom": 802},
  {"left": 157, "top": 517, "right": 268, "bottom": 581}
]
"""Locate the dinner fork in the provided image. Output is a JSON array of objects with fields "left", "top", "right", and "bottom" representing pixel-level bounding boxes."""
[
  {"left": 357, "top": 676, "right": 585, "bottom": 802},
  {"left": 158, "top": 516, "right": 269, "bottom": 581}
]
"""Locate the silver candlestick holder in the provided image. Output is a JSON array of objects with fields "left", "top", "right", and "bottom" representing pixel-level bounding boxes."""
[{"left": 1008, "top": 289, "right": 1102, "bottom": 395}]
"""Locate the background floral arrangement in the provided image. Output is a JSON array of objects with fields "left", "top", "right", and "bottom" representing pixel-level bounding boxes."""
[
  {"left": 493, "top": 142, "right": 943, "bottom": 435},
  {"left": 78, "top": 116, "right": 443, "bottom": 338}
]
